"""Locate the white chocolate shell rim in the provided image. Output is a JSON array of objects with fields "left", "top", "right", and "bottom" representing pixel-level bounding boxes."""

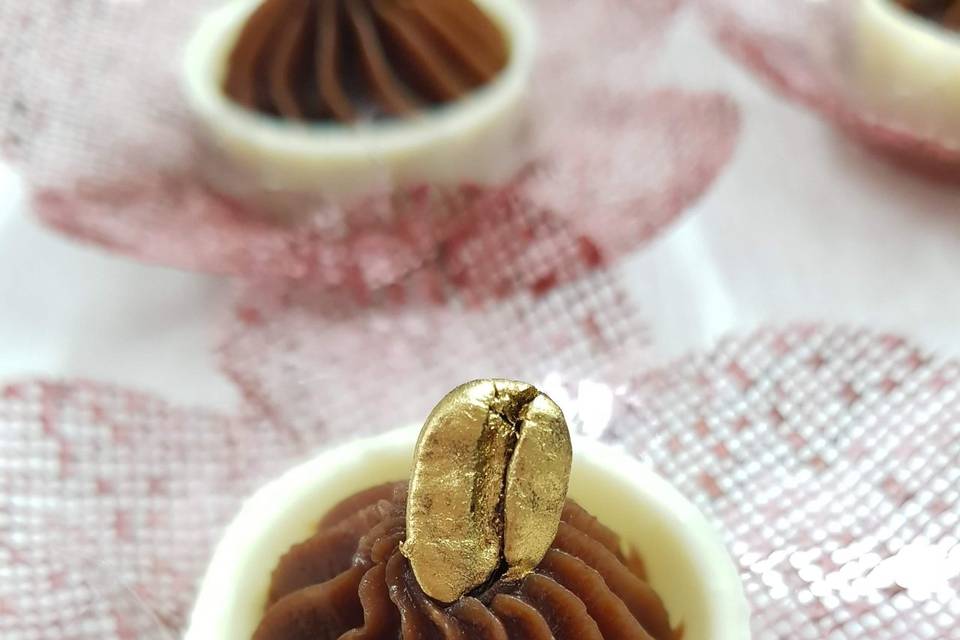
[
  {"left": 185, "top": 426, "right": 751, "bottom": 640},
  {"left": 854, "top": 0, "right": 960, "bottom": 150}
]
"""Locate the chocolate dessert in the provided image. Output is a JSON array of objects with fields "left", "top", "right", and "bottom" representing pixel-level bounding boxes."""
[
  {"left": 224, "top": 0, "right": 511, "bottom": 122},
  {"left": 185, "top": 0, "right": 535, "bottom": 204},
  {"left": 251, "top": 380, "right": 682, "bottom": 640},
  {"left": 895, "top": 1, "right": 960, "bottom": 30}
]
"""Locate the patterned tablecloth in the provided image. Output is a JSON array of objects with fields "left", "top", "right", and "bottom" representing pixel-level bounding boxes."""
[{"left": 1, "top": 2, "right": 960, "bottom": 639}]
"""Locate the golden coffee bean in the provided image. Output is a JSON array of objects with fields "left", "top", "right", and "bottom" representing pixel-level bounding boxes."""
[{"left": 401, "top": 379, "right": 572, "bottom": 603}]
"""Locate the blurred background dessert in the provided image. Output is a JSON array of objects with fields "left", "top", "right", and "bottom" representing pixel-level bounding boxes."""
[
  {"left": 2, "top": 1, "right": 960, "bottom": 639},
  {"left": 856, "top": 0, "right": 960, "bottom": 150},
  {"left": 185, "top": 0, "right": 535, "bottom": 205}
]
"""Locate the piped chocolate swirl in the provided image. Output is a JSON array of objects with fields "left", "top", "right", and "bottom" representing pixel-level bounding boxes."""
[
  {"left": 253, "top": 482, "right": 683, "bottom": 640},
  {"left": 224, "top": 0, "right": 510, "bottom": 122}
]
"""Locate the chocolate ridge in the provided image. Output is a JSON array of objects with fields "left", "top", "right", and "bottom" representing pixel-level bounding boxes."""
[{"left": 253, "top": 482, "right": 682, "bottom": 640}]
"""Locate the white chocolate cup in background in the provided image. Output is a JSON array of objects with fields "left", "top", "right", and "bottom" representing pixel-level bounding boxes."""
[
  {"left": 855, "top": 0, "right": 960, "bottom": 149},
  {"left": 185, "top": 427, "right": 751, "bottom": 640},
  {"left": 182, "top": 0, "right": 537, "bottom": 205}
]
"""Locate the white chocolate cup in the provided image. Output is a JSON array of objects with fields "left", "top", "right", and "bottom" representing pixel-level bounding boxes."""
[
  {"left": 182, "top": 0, "right": 537, "bottom": 204},
  {"left": 185, "top": 427, "right": 751, "bottom": 640},
  {"left": 855, "top": 0, "right": 960, "bottom": 149}
]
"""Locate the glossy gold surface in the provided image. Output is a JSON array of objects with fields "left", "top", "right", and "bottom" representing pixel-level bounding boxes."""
[{"left": 402, "top": 379, "right": 571, "bottom": 603}]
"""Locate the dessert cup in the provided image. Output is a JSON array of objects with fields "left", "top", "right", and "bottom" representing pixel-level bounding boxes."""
[
  {"left": 185, "top": 426, "right": 751, "bottom": 640},
  {"left": 855, "top": 0, "right": 960, "bottom": 150},
  {"left": 701, "top": 0, "right": 960, "bottom": 177},
  {"left": 183, "top": 0, "right": 537, "bottom": 205}
]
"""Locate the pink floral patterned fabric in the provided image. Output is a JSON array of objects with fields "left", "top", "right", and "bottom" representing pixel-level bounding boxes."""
[
  {"left": 3, "top": 326, "right": 959, "bottom": 638},
  {"left": 0, "top": 381, "right": 296, "bottom": 640},
  {"left": 2, "top": 3, "right": 957, "bottom": 640},
  {"left": 623, "top": 326, "right": 960, "bottom": 639},
  {"left": 699, "top": 0, "right": 960, "bottom": 179},
  {"left": 0, "top": 0, "right": 739, "bottom": 286}
]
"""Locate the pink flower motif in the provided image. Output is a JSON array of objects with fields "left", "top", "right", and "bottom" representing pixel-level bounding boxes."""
[
  {"left": 621, "top": 325, "right": 960, "bottom": 639},
  {"left": 220, "top": 268, "right": 655, "bottom": 440},
  {"left": 0, "top": 0, "right": 739, "bottom": 286}
]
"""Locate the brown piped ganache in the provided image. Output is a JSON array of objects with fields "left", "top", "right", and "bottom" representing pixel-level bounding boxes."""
[{"left": 253, "top": 482, "right": 683, "bottom": 640}]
